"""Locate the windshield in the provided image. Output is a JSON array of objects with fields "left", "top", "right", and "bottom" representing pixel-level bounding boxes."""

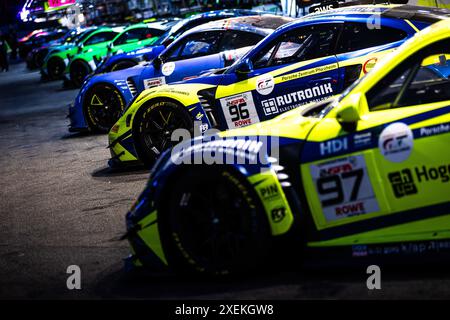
[
  {"left": 74, "top": 29, "right": 96, "bottom": 45},
  {"left": 153, "top": 20, "right": 184, "bottom": 46}
]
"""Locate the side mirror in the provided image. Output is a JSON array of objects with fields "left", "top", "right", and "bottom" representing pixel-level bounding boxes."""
[
  {"left": 152, "top": 56, "right": 162, "bottom": 68},
  {"left": 235, "top": 58, "right": 252, "bottom": 77},
  {"left": 336, "top": 93, "right": 362, "bottom": 131}
]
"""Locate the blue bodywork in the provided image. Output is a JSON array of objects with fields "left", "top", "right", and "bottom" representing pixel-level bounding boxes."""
[
  {"left": 93, "top": 9, "right": 263, "bottom": 75},
  {"left": 69, "top": 17, "right": 275, "bottom": 131}
]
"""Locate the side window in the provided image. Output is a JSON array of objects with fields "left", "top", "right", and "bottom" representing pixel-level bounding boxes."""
[
  {"left": 85, "top": 32, "right": 116, "bottom": 45},
  {"left": 366, "top": 39, "right": 450, "bottom": 111},
  {"left": 165, "top": 32, "right": 222, "bottom": 61},
  {"left": 114, "top": 29, "right": 142, "bottom": 45},
  {"left": 252, "top": 24, "right": 340, "bottom": 69},
  {"left": 219, "top": 31, "right": 263, "bottom": 51},
  {"left": 336, "top": 22, "right": 407, "bottom": 54}
]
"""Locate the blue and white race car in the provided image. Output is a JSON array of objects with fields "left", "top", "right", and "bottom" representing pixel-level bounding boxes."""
[
  {"left": 69, "top": 15, "right": 293, "bottom": 132},
  {"left": 93, "top": 9, "right": 263, "bottom": 75}
]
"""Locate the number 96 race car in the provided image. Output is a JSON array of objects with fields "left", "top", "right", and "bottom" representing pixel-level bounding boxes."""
[
  {"left": 122, "top": 18, "right": 450, "bottom": 275},
  {"left": 108, "top": 4, "right": 450, "bottom": 168}
]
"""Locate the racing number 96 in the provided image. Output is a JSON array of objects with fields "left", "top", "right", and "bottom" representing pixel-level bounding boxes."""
[
  {"left": 316, "top": 169, "right": 363, "bottom": 207},
  {"left": 229, "top": 102, "right": 249, "bottom": 122}
]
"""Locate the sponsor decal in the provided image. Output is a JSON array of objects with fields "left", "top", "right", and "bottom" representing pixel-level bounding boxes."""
[
  {"left": 195, "top": 112, "right": 204, "bottom": 121},
  {"left": 143, "top": 76, "right": 165, "bottom": 89},
  {"left": 363, "top": 57, "right": 378, "bottom": 74},
  {"left": 310, "top": 155, "right": 379, "bottom": 221},
  {"left": 161, "top": 62, "right": 175, "bottom": 76},
  {"left": 415, "top": 164, "right": 450, "bottom": 183},
  {"left": 220, "top": 92, "right": 259, "bottom": 129},
  {"left": 419, "top": 123, "right": 450, "bottom": 137},
  {"left": 271, "top": 207, "right": 286, "bottom": 223},
  {"left": 260, "top": 184, "right": 279, "bottom": 200},
  {"left": 353, "top": 132, "right": 372, "bottom": 149},
  {"left": 256, "top": 75, "right": 274, "bottom": 96},
  {"left": 261, "top": 83, "right": 333, "bottom": 116},
  {"left": 378, "top": 122, "right": 413, "bottom": 162},
  {"left": 320, "top": 137, "right": 348, "bottom": 156},
  {"left": 353, "top": 240, "right": 450, "bottom": 257},
  {"left": 388, "top": 169, "right": 418, "bottom": 198},
  {"left": 199, "top": 123, "right": 209, "bottom": 133},
  {"left": 280, "top": 64, "right": 338, "bottom": 82},
  {"left": 388, "top": 164, "right": 449, "bottom": 198}
]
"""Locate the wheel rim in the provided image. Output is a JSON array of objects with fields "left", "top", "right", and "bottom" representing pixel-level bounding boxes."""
[
  {"left": 170, "top": 172, "right": 260, "bottom": 272},
  {"left": 87, "top": 85, "right": 124, "bottom": 131},
  {"left": 138, "top": 104, "right": 191, "bottom": 161}
]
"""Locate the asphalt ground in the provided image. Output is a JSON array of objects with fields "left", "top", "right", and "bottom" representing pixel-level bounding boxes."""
[{"left": 0, "top": 62, "right": 449, "bottom": 300}]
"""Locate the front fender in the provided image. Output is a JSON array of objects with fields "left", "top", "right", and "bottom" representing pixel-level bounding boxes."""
[{"left": 161, "top": 135, "right": 295, "bottom": 236}]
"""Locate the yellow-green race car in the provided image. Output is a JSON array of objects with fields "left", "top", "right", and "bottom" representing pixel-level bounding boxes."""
[{"left": 122, "top": 18, "right": 450, "bottom": 274}]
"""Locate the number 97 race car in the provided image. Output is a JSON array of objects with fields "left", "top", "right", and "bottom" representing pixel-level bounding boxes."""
[
  {"left": 108, "top": 4, "right": 450, "bottom": 168},
  {"left": 122, "top": 18, "right": 450, "bottom": 275}
]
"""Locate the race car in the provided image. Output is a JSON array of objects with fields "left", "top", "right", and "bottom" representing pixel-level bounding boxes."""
[
  {"left": 122, "top": 18, "right": 450, "bottom": 275},
  {"left": 26, "top": 28, "right": 84, "bottom": 70},
  {"left": 68, "top": 21, "right": 174, "bottom": 87},
  {"left": 108, "top": 4, "right": 450, "bottom": 167},
  {"left": 92, "top": 9, "right": 265, "bottom": 75},
  {"left": 41, "top": 26, "right": 123, "bottom": 80},
  {"left": 18, "top": 28, "right": 68, "bottom": 60},
  {"left": 69, "top": 15, "right": 292, "bottom": 133}
]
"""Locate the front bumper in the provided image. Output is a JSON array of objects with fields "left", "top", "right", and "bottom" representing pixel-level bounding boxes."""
[
  {"left": 108, "top": 127, "right": 141, "bottom": 167},
  {"left": 68, "top": 93, "right": 89, "bottom": 132}
]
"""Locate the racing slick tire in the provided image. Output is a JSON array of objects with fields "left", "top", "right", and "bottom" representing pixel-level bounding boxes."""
[
  {"left": 160, "top": 166, "right": 272, "bottom": 276},
  {"left": 70, "top": 60, "right": 91, "bottom": 88},
  {"left": 110, "top": 60, "right": 137, "bottom": 72},
  {"left": 133, "top": 99, "right": 193, "bottom": 167},
  {"left": 84, "top": 83, "right": 126, "bottom": 133},
  {"left": 47, "top": 57, "right": 65, "bottom": 79}
]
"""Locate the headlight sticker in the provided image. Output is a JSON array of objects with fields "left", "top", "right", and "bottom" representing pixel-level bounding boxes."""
[
  {"left": 220, "top": 92, "right": 259, "bottom": 129},
  {"left": 310, "top": 154, "right": 379, "bottom": 222}
]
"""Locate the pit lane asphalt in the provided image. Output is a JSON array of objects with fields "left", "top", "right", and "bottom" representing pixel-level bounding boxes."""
[{"left": 1, "top": 62, "right": 449, "bottom": 300}]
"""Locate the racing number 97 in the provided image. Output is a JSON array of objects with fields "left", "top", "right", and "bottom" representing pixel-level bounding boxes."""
[
  {"left": 229, "top": 102, "right": 249, "bottom": 122},
  {"left": 317, "top": 169, "right": 363, "bottom": 207}
]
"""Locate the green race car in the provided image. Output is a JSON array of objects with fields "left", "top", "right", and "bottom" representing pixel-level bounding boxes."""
[
  {"left": 123, "top": 18, "right": 450, "bottom": 275},
  {"left": 41, "top": 26, "right": 123, "bottom": 80},
  {"left": 68, "top": 21, "right": 174, "bottom": 87}
]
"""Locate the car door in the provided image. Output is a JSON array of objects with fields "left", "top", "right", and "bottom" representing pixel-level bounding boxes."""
[
  {"left": 215, "top": 22, "right": 342, "bottom": 131},
  {"left": 301, "top": 38, "right": 450, "bottom": 235}
]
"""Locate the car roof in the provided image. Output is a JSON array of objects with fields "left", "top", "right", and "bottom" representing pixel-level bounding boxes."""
[{"left": 188, "top": 15, "right": 294, "bottom": 36}]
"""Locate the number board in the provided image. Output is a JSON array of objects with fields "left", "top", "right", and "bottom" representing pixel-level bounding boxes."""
[
  {"left": 220, "top": 92, "right": 260, "bottom": 129},
  {"left": 310, "top": 155, "right": 379, "bottom": 222}
]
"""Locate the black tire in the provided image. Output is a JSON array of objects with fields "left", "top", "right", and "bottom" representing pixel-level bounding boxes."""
[
  {"left": 110, "top": 60, "right": 137, "bottom": 72},
  {"left": 47, "top": 57, "right": 65, "bottom": 79},
  {"left": 35, "top": 49, "right": 48, "bottom": 69},
  {"left": 160, "top": 166, "right": 272, "bottom": 276},
  {"left": 84, "top": 83, "right": 126, "bottom": 132},
  {"left": 133, "top": 100, "right": 193, "bottom": 167},
  {"left": 70, "top": 60, "right": 91, "bottom": 88}
]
